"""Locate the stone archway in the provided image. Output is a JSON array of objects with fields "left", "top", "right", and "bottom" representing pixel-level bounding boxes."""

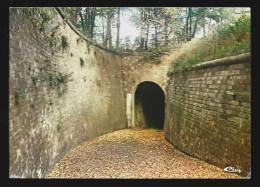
[{"left": 134, "top": 81, "right": 165, "bottom": 129}]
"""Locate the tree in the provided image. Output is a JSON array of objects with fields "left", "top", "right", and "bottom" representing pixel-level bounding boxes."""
[
  {"left": 85, "top": 7, "right": 96, "bottom": 38},
  {"left": 153, "top": 7, "right": 159, "bottom": 47},
  {"left": 139, "top": 8, "right": 145, "bottom": 49},
  {"left": 116, "top": 8, "right": 120, "bottom": 49},
  {"left": 68, "top": 7, "right": 78, "bottom": 26},
  {"left": 63, "top": 7, "right": 237, "bottom": 51},
  {"left": 104, "top": 8, "right": 113, "bottom": 48},
  {"left": 78, "top": 7, "right": 86, "bottom": 33},
  {"left": 163, "top": 10, "right": 171, "bottom": 45},
  {"left": 176, "top": 7, "right": 236, "bottom": 41},
  {"left": 77, "top": 7, "right": 97, "bottom": 38},
  {"left": 144, "top": 8, "right": 153, "bottom": 50},
  {"left": 138, "top": 8, "right": 153, "bottom": 50}
]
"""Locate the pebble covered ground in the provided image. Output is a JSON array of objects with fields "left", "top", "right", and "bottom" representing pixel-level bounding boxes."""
[{"left": 46, "top": 128, "right": 242, "bottom": 179}]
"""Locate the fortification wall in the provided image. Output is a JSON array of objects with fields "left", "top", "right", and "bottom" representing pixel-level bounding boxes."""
[
  {"left": 164, "top": 53, "right": 251, "bottom": 176},
  {"left": 9, "top": 7, "right": 251, "bottom": 178},
  {"left": 9, "top": 8, "right": 126, "bottom": 178},
  {"left": 121, "top": 53, "right": 173, "bottom": 128}
]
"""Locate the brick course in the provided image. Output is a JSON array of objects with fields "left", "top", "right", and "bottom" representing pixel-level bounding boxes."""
[
  {"left": 9, "top": 8, "right": 126, "bottom": 178},
  {"left": 9, "top": 7, "right": 251, "bottom": 178},
  {"left": 164, "top": 53, "right": 251, "bottom": 176}
]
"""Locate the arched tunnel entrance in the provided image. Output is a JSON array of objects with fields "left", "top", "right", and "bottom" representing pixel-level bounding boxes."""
[{"left": 134, "top": 81, "right": 165, "bottom": 129}]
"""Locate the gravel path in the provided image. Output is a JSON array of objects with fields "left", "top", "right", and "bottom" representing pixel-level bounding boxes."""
[{"left": 46, "top": 128, "right": 242, "bottom": 179}]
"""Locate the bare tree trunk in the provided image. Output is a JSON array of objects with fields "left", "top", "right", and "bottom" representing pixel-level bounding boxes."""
[
  {"left": 154, "top": 25, "right": 158, "bottom": 47},
  {"left": 191, "top": 18, "right": 199, "bottom": 39},
  {"left": 144, "top": 9, "right": 150, "bottom": 50},
  {"left": 139, "top": 8, "right": 145, "bottom": 49},
  {"left": 208, "top": 18, "right": 212, "bottom": 35},
  {"left": 74, "top": 8, "right": 78, "bottom": 23},
  {"left": 185, "top": 8, "right": 189, "bottom": 41},
  {"left": 69, "top": 7, "right": 78, "bottom": 25},
  {"left": 153, "top": 8, "right": 158, "bottom": 47},
  {"left": 104, "top": 8, "right": 112, "bottom": 48},
  {"left": 90, "top": 7, "right": 96, "bottom": 39},
  {"left": 116, "top": 8, "right": 120, "bottom": 49},
  {"left": 85, "top": 8, "right": 90, "bottom": 33},
  {"left": 101, "top": 17, "right": 105, "bottom": 44},
  {"left": 188, "top": 7, "right": 192, "bottom": 41},
  {"left": 145, "top": 25, "right": 149, "bottom": 49},
  {"left": 82, "top": 8, "right": 96, "bottom": 38},
  {"left": 164, "top": 16, "right": 169, "bottom": 45},
  {"left": 79, "top": 8, "right": 85, "bottom": 33}
]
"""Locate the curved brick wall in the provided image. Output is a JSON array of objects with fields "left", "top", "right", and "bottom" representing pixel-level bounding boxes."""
[
  {"left": 9, "top": 8, "right": 126, "bottom": 178},
  {"left": 164, "top": 53, "right": 251, "bottom": 176},
  {"left": 9, "top": 7, "right": 251, "bottom": 178}
]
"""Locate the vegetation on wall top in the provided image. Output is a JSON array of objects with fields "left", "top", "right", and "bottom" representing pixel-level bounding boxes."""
[
  {"left": 140, "top": 46, "right": 170, "bottom": 64},
  {"left": 167, "top": 14, "right": 251, "bottom": 75},
  {"left": 61, "top": 7, "right": 239, "bottom": 50}
]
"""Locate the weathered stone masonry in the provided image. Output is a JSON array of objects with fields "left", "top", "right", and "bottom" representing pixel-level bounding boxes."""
[
  {"left": 9, "top": 7, "right": 251, "bottom": 178},
  {"left": 9, "top": 8, "right": 126, "bottom": 178},
  {"left": 164, "top": 53, "right": 251, "bottom": 176}
]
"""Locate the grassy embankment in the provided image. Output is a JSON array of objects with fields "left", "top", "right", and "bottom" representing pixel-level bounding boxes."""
[{"left": 168, "top": 14, "right": 251, "bottom": 75}]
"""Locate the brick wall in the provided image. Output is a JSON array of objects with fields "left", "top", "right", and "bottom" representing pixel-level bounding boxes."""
[
  {"left": 122, "top": 55, "right": 170, "bottom": 94},
  {"left": 164, "top": 53, "right": 251, "bottom": 176},
  {"left": 9, "top": 8, "right": 126, "bottom": 178},
  {"left": 121, "top": 54, "right": 172, "bottom": 128},
  {"left": 9, "top": 7, "right": 251, "bottom": 178}
]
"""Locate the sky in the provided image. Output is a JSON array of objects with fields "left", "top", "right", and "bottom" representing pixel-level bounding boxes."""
[
  {"left": 119, "top": 10, "right": 139, "bottom": 42},
  {"left": 95, "top": 7, "right": 251, "bottom": 46},
  {"left": 94, "top": 8, "right": 140, "bottom": 45}
]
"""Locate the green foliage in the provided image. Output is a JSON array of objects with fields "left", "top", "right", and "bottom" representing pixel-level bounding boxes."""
[
  {"left": 80, "top": 57, "right": 84, "bottom": 66},
  {"left": 48, "top": 36, "right": 58, "bottom": 48},
  {"left": 56, "top": 124, "right": 61, "bottom": 133},
  {"left": 48, "top": 73, "right": 56, "bottom": 88},
  {"left": 28, "top": 59, "right": 73, "bottom": 99},
  {"left": 108, "top": 46, "right": 124, "bottom": 54},
  {"left": 22, "top": 8, "right": 61, "bottom": 58},
  {"left": 31, "top": 75, "right": 38, "bottom": 84},
  {"left": 22, "top": 8, "right": 54, "bottom": 33},
  {"left": 48, "top": 71, "right": 73, "bottom": 97},
  {"left": 168, "top": 15, "right": 251, "bottom": 74},
  {"left": 24, "top": 7, "right": 240, "bottom": 52},
  {"left": 14, "top": 88, "right": 25, "bottom": 104},
  {"left": 142, "top": 47, "right": 165, "bottom": 64},
  {"left": 19, "top": 8, "right": 73, "bottom": 99},
  {"left": 49, "top": 72, "right": 72, "bottom": 87},
  {"left": 61, "top": 35, "right": 69, "bottom": 50}
]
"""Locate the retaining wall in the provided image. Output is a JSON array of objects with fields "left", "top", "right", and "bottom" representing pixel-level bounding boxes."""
[
  {"left": 9, "top": 8, "right": 126, "bottom": 178},
  {"left": 164, "top": 53, "right": 251, "bottom": 176},
  {"left": 9, "top": 7, "right": 251, "bottom": 178}
]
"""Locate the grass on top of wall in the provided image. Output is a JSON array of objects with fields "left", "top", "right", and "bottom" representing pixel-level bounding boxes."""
[{"left": 168, "top": 14, "right": 251, "bottom": 75}]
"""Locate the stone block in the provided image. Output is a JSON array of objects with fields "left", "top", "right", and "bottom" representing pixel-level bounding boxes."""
[{"left": 236, "top": 94, "right": 250, "bottom": 102}]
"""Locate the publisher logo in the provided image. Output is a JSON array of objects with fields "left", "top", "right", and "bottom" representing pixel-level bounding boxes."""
[{"left": 224, "top": 166, "right": 241, "bottom": 173}]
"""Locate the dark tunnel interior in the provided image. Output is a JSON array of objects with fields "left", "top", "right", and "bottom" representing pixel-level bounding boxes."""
[{"left": 135, "top": 81, "right": 165, "bottom": 129}]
